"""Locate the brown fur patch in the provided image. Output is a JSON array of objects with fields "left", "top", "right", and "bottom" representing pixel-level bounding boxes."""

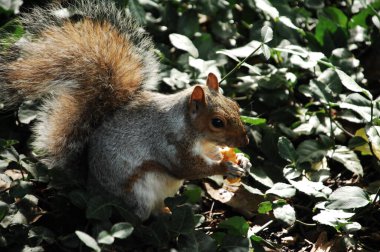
[{"left": 7, "top": 18, "right": 144, "bottom": 157}]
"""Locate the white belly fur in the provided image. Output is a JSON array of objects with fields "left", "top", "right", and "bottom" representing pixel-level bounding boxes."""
[{"left": 132, "top": 171, "right": 184, "bottom": 214}]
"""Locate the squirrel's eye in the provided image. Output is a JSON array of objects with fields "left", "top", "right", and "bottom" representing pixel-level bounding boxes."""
[{"left": 211, "top": 118, "right": 224, "bottom": 128}]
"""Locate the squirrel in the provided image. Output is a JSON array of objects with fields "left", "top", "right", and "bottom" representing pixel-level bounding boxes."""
[{"left": 0, "top": 0, "right": 251, "bottom": 220}]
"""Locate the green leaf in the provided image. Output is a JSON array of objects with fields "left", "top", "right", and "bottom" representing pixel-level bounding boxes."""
[
  {"left": 178, "top": 231, "right": 217, "bottom": 252},
  {"left": 75, "top": 231, "right": 101, "bottom": 252},
  {"left": 183, "top": 184, "right": 202, "bottom": 204},
  {"left": 241, "top": 183, "right": 264, "bottom": 195},
  {"left": 240, "top": 115, "right": 266, "bottom": 125},
  {"left": 326, "top": 186, "right": 370, "bottom": 209},
  {"left": 328, "top": 146, "right": 363, "bottom": 176},
  {"left": 277, "top": 137, "right": 298, "bottom": 163},
  {"left": 258, "top": 201, "right": 272, "bottom": 214},
  {"left": 261, "top": 26, "right": 273, "bottom": 43},
  {"left": 68, "top": 190, "right": 88, "bottom": 209},
  {"left": 296, "top": 140, "right": 327, "bottom": 164},
  {"left": 0, "top": 0, "right": 23, "bottom": 14},
  {"left": 219, "top": 216, "right": 249, "bottom": 236},
  {"left": 366, "top": 125, "right": 380, "bottom": 156},
  {"left": 278, "top": 16, "right": 301, "bottom": 31},
  {"left": 249, "top": 167, "right": 274, "bottom": 187},
  {"left": 266, "top": 183, "right": 296, "bottom": 198},
  {"left": 127, "top": 0, "right": 146, "bottom": 25},
  {"left": 169, "top": 205, "right": 195, "bottom": 234},
  {"left": 324, "top": 7, "right": 348, "bottom": 27},
  {"left": 349, "top": 8, "right": 372, "bottom": 28},
  {"left": 308, "top": 80, "right": 334, "bottom": 104},
  {"left": 254, "top": 0, "right": 279, "bottom": 19},
  {"left": 86, "top": 196, "right": 112, "bottom": 220},
  {"left": 289, "top": 179, "right": 331, "bottom": 198},
  {"left": 220, "top": 235, "right": 249, "bottom": 252},
  {"left": 340, "top": 93, "right": 376, "bottom": 122},
  {"left": 261, "top": 44, "right": 271, "bottom": 60},
  {"left": 9, "top": 181, "right": 33, "bottom": 198},
  {"left": 0, "top": 201, "right": 9, "bottom": 221},
  {"left": 169, "top": 33, "right": 199, "bottom": 58},
  {"left": 335, "top": 69, "right": 372, "bottom": 100},
  {"left": 97, "top": 231, "right": 114, "bottom": 245},
  {"left": 28, "top": 226, "right": 55, "bottom": 245},
  {"left": 312, "top": 209, "right": 355, "bottom": 227},
  {"left": 273, "top": 204, "right": 296, "bottom": 226},
  {"left": 110, "top": 222, "right": 134, "bottom": 239}
]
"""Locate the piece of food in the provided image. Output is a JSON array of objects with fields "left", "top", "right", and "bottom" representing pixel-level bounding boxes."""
[
  {"left": 220, "top": 147, "right": 241, "bottom": 183},
  {"left": 221, "top": 147, "right": 238, "bottom": 163}
]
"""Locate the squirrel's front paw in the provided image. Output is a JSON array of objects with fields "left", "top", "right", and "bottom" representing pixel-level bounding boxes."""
[
  {"left": 225, "top": 161, "right": 246, "bottom": 178},
  {"left": 236, "top": 153, "right": 252, "bottom": 171}
]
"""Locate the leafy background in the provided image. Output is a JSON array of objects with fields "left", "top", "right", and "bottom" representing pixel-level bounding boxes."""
[{"left": 1, "top": 0, "right": 380, "bottom": 251}]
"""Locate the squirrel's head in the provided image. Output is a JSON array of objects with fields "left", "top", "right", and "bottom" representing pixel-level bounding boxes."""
[{"left": 188, "top": 73, "right": 249, "bottom": 148}]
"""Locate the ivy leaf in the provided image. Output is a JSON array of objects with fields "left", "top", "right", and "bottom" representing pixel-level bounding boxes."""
[
  {"left": 266, "top": 183, "right": 296, "bottom": 198},
  {"left": 261, "top": 26, "right": 273, "bottom": 43},
  {"left": 242, "top": 183, "right": 264, "bottom": 195},
  {"left": 312, "top": 209, "right": 355, "bottom": 227},
  {"left": 0, "top": 201, "right": 9, "bottom": 222},
  {"left": 169, "top": 205, "right": 195, "bottom": 234},
  {"left": 219, "top": 216, "right": 249, "bottom": 236},
  {"left": 240, "top": 116, "right": 266, "bottom": 125},
  {"left": 278, "top": 137, "right": 298, "bottom": 163},
  {"left": 75, "top": 231, "right": 101, "bottom": 252},
  {"left": 326, "top": 186, "right": 370, "bottom": 209},
  {"left": 110, "top": 222, "right": 134, "bottom": 239},
  {"left": 220, "top": 235, "right": 249, "bottom": 251},
  {"left": 366, "top": 125, "right": 380, "bottom": 160},
  {"left": 254, "top": 0, "right": 279, "bottom": 19},
  {"left": 340, "top": 93, "right": 377, "bottom": 122},
  {"left": 97, "top": 231, "right": 114, "bottom": 245},
  {"left": 258, "top": 201, "right": 272, "bottom": 214},
  {"left": 273, "top": 204, "right": 296, "bottom": 226},
  {"left": 289, "top": 179, "right": 332, "bottom": 198},
  {"left": 296, "top": 140, "right": 327, "bottom": 164},
  {"left": 128, "top": 0, "right": 146, "bottom": 25},
  {"left": 86, "top": 196, "right": 112, "bottom": 220},
  {"left": 328, "top": 146, "right": 363, "bottom": 176},
  {"left": 261, "top": 44, "right": 271, "bottom": 60},
  {"left": 335, "top": 69, "right": 372, "bottom": 100},
  {"left": 169, "top": 33, "right": 199, "bottom": 58}
]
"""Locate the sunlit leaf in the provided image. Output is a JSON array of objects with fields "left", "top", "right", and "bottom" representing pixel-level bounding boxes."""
[
  {"left": 261, "top": 26, "right": 273, "bottom": 43},
  {"left": 266, "top": 183, "right": 296, "bottom": 198},
  {"left": 328, "top": 146, "right": 363, "bottom": 176},
  {"left": 111, "top": 222, "right": 134, "bottom": 239},
  {"left": 75, "top": 231, "right": 101, "bottom": 252},
  {"left": 326, "top": 186, "right": 370, "bottom": 209},
  {"left": 335, "top": 69, "right": 372, "bottom": 100},
  {"left": 273, "top": 204, "right": 296, "bottom": 226},
  {"left": 169, "top": 33, "right": 199, "bottom": 58},
  {"left": 240, "top": 116, "right": 266, "bottom": 125}
]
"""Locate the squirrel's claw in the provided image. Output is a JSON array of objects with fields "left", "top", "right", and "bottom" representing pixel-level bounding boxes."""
[
  {"left": 225, "top": 161, "right": 246, "bottom": 178},
  {"left": 236, "top": 153, "right": 252, "bottom": 171}
]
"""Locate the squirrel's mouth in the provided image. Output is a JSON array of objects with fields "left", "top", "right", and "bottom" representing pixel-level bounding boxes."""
[{"left": 202, "top": 140, "right": 228, "bottom": 161}]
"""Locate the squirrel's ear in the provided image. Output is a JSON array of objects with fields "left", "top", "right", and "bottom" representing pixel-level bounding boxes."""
[
  {"left": 206, "top": 73, "right": 219, "bottom": 92},
  {"left": 189, "top": 86, "right": 206, "bottom": 112}
]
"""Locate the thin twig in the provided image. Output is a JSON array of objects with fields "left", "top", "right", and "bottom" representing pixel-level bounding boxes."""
[
  {"left": 219, "top": 45, "right": 262, "bottom": 84},
  {"left": 295, "top": 219, "right": 317, "bottom": 227}
]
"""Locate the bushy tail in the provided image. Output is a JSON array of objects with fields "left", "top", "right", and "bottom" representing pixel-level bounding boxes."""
[{"left": 0, "top": 0, "right": 158, "bottom": 169}]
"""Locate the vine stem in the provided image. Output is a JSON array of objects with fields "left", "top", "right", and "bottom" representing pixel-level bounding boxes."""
[{"left": 219, "top": 44, "right": 262, "bottom": 84}]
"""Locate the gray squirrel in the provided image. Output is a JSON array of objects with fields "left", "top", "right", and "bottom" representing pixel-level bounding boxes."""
[{"left": 0, "top": 0, "right": 251, "bottom": 220}]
